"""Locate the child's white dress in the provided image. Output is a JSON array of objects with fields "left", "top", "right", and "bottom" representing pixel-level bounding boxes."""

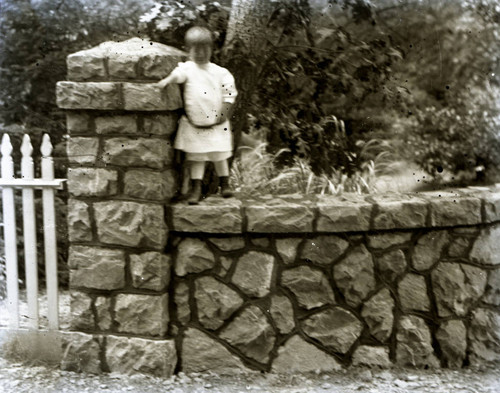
[{"left": 171, "top": 61, "right": 237, "bottom": 161}]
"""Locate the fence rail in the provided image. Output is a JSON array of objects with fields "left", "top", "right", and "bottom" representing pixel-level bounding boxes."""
[{"left": 0, "top": 133, "right": 65, "bottom": 330}]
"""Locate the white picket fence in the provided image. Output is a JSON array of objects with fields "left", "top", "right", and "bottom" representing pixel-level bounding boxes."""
[{"left": 0, "top": 133, "right": 65, "bottom": 330}]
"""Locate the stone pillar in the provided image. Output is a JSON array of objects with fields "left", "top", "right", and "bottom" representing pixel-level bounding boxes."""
[{"left": 56, "top": 38, "right": 185, "bottom": 376}]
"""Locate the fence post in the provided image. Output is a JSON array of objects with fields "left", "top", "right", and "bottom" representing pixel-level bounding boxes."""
[{"left": 1, "top": 134, "right": 19, "bottom": 328}]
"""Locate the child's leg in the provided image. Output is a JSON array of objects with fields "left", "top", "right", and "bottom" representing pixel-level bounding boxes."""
[
  {"left": 188, "top": 161, "right": 205, "bottom": 204},
  {"left": 214, "top": 159, "right": 233, "bottom": 198},
  {"left": 213, "top": 160, "right": 229, "bottom": 177}
]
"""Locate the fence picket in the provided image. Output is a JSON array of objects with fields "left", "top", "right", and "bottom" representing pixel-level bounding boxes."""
[
  {"left": 21, "top": 134, "right": 39, "bottom": 329},
  {"left": 1, "top": 134, "right": 19, "bottom": 328}
]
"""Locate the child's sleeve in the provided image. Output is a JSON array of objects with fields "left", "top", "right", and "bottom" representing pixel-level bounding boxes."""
[
  {"left": 221, "top": 69, "right": 237, "bottom": 104},
  {"left": 168, "top": 62, "right": 188, "bottom": 84}
]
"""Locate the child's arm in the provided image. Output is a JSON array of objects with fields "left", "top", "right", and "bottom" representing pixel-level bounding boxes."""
[
  {"left": 157, "top": 73, "right": 182, "bottom": 89},
  {"left": 217, "top": 102, "right": 234, "bottom": 125}
]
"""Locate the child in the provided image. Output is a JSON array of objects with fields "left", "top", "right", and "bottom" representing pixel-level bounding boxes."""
[{"left": 157, "top": 26, "right": 237, "bottom": 205}]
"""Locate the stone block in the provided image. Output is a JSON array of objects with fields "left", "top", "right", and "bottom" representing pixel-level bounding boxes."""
[
  {"left": 333, "top": 245, "right": 376, "bottom": 307},
  {"left": 300, "top": 235, "right": 349, "bottom": 265},
  {"left": 68, "top": 245, "right": 125, "bottom": 290},
  {"left": 56, "top": 81, "right": 122, "bottom": 110},
  {"left": 114, "top": 293, "right": 169, "bottom": 336},
  {"left": 396, "top": 315, "right": 439, "bottom": 368},
  {"left": 281, "top": 266, "right": 335, "bottom": 310},
  {"left": 483, "top": 191, "right": 500, "bottom": 223},
  {"left": 251, "top": 237, "right": 270, "bottom": 247},
  {"left": 171, "top": 199, "right": 243, "bottom": 233},
  {"left": 102, "top": 137, "right": 173, "bottom": 169},
  {"left": 270, "top": 295, "right": 295, "bottom": 334},
  {"left": 174, "top": 281, "right": 191, "bottom": 325},
  {"left": 376, "top": 249, "right": 407, "bottom": 283},
  {"left": 231, "top": 251, "right": 275, "bottom": 298},
  {"left": 67, "top": 168, "right": 118, "bottom": 197},
  {"left": 66, "top": 112, "right": 91, "bottom": 135},
  {"left": 246, "top": 199, "right": 314, "bottom": 233},
  {"left": 470, "top": 224, "right": 500, "bottom": 266},
  {"left": 276, "top": 238, "right": 302, "bottom": 264},
  {"left": 95, "top": 297, "right": 112, "bottom": 331},
  {"left": 67, "top": 199, "right": 92, "bottom": 242},
  {"left": 352, "top": 346, "right": 392, "bottom": 368},
  {"left": 108, "top": 53, "right": 140, "bottom": 79},
  {"left": 122, "top": 82, "right": 182, "bottom": 111},
  {"left": 195, "top": 276, "right": 243, "bottom": 330},
  {"left": 106, "top": 335, "right": 177, "bottom": 377},
  {"left": 373, "top": 196, "right": 428, "bottom": 230},
  {"left": 436, "top": 320, "right": 467, "bottom": 368},
  {"left": 182, "top": 328, "right": 248, "bottom": 374},
  {"left": 317, "top": 195, "right": 372, "bottom": 232},
  {"left": 94, "top": 201, "right": 167, "bottom": 248},
  {"left": 361, "top": 288, "right": 394, "bottom": 343},
  {"left": 272, "top": 335, "right": 342, "bottom": 373},
  {"left": 398, "top": 273, "right": 430, "bottom": 312},
  {"left": 483, "top": 268, "right": 500, "bottom": 306},
  {"left": 140, "top": 49, "right": 185, "bottom": 78},
  {"left": 302, "top": 307, "right": 362, "bottom": 354},
  {"left": 468, "top": 308, "right": 500, "bottom": 364},
  {"left": 429, "top": 196, "right": 482, "bottom": 227},
  {"left": 208, "top": 237, "right": 245, "bottom": 251},
  {"left": 67, "top": 51, "right": 106, "bottom": 81},
  {"left": 143, "top": 114, "right": 178, "bottom": 136},
  {"left": 219, "top": 256, "right": 234, "bottom": 277},
  {"left": 367, "top": 232, "right": 412, "bottom": 249},
  {"left": 175, "top": 238, "right": 215, "bottom": 276},
  {"left": 67, "top": 137, "right": 99, "bottom": 165},
  {"left": 220, "top": 305, "right": 276, "bottom": 363},
  {"left": 95, "top": 115, "right": 138, "bottom": 135},
  {"left": 70, "top": 291, "right": 94, "bottom": 330},
  {"left": 431, "top": 262, "right": 487, "bottom": 317},
  {"left": 124, "top": 169, "right": 177, "bottom": 201},
  {"left": 130, "top": 252, "right": 171, "bottom": 291},
  {"left": 447, "top": 236, "right": 471, "bottom": 258},
  {"left": 61, "top": 332, "right": 102, "bottom": 374},
  {"left": 412, "top": 230, "right": 448, "bottom": 271}
]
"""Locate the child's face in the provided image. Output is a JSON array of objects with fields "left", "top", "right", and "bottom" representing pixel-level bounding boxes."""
[{"left": 189, "top": 44, "right": 212, "bottom": 64}]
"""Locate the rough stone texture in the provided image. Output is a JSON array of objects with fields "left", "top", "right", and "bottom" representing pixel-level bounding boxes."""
[
  {"left": 68, "top": 246, "right": 125, "bottom": 290},
  {"left": 102, "top": 137, "right": 173, "bottom": 169},
  {"left": 300, "top": 235, "right": 349, "bottom": 265},
  {"left": 317, "top": 196, "right": 372, "bottom": 232},
  {"left": 66, "top": 112, "right": 90, "bottom": 135},
  {"left": 396, "top": 315, "right": 439, "bottom": 368},
  {"left": 272, "top": 335, "right": 342, "bottom": 373},
  {"left": 219, "top": 256, "right": 233, "bottom": 277},
  {"left": 483, "top": 191, "right": 500, "bottom": 223},
  {"left": 67, "top": 51, "right": 106, "bottom": 80},
  {"left": 333, "top": 245, "right": 376, "bottom": 307},
  {"left": 130, "top": 252, "right": 171, "bottom": 291},
  {"left": 302, "top": 307, "right": 363, "bottom": 354},
  {"left": 470, "top": 225, "right": 500, "bottom": 266},
  {"left": 143, "top": 114, "right": 178, "bottom": 136},
  {"left": 281, "top": 266, "right": 335, "bottom": 310},
  {"left": 269, "top": 295, "right": 295, "bottom": 334},
  {"left": 246, "top": 200, "right": 314, "bottom": 233},
  {"left": 106, "top": 335, "right": 177, "bottom": 377},
  {"left": 483, "top": 268, "right": 500, "bottom": 306},
  {"left": 352, "top": 346, "right": 392, "bottom": 368},
  {"left": 468, "top": 308, "right": 500, "bottom": 364},
  {"left": 220, "top": 305, "right": 276, "bottom": 363},
  {"left": 70, "top": 292, "right": 94, "bottom": 330},
  {"left": 412, "top": 231, "right": 448, "bottom": 271},
  {"left": 276, "top": 238, "right": 301, "bottom": 265},
  {"left": 123, "top": 82, "right": 182, "bottom": 111},
  {"left": 114, "top": 294, "right": 169, "bottom": 336},
  {"left": 95, "top": 115, "right": 137, "bottom": 135},
  {"left": 67, "top": 199, "right": 92, "bottom": 242},
  {"left": 195, "top": 277, "right": 243, "bottom": 330},
  {"left": 373, "top": 197, "right": 428, "bottom": 230},
  {"left": 67, "top": 137, "right": 99, "bottom": 164},
  {"left": 361, "top": 288, "right": 394, "bottom": 343},
  {"left": 208, "top": 237, "right": 245, "bottom": 251},
  {"left": 182, "top": 328, "right": 248, "bottom": 374},
  {"left": 429, "top": 196, "right": 482, "bottom": 227},
  {"left": 124, "top": 169, "right": 177, "bottom": 201},
  {"left": 431, "top": 262, "right": 487, "bottom": 317},
  {"left": 67, "top": 168, "right": 118, "bottom": 197},
  {"left": 376, "top": 249, "right": 407, "bottom": 282},
  {"left": 95, "top": 297, "right": 112, "bottom": 331},
  {"left": 175, "top": 238, "right": 215, "bottom": 276},
  {"left": 231, "top": 251, "right": 275, "bottom": 298},
  {"left": 398, "top": 273, "right": 430, "bottom": 312},
  {"left": 94, "top": 201, "right": 167, "bottom": 248},
  {"left": 368, "top": 232, "right": 412, "bottom": 249},
  {"left": 174, "top": 281, "right": 191, "bottom": 325},
  {"left": 57, "top": 81, "right": 121, "bottom": 110},
  {"left": 108, "top": 53, "right": 140, "bottom": 79},
  {"left": 61, "top": 332, "right": 102, "bottom": 374},
  {"left": 171, "top": 200, "right": 243, "bottom": 233},
  {"left": 436, "top": 320, "right": 467, "bottom": 368},
  {"left": 448, "top": 236, "right": 471, "bottom": 258},
  {"left": 251, "top": 237, "right": 270, "bottom": 247}
]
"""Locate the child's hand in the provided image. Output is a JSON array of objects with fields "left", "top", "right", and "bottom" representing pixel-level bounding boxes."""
[{"left": 157, "top": 79, "right": 168, "bottom": 89}]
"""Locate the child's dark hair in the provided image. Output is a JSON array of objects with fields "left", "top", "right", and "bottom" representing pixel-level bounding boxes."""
[{"left": 185, "top": 26, "right": 213, "bottom": 47}]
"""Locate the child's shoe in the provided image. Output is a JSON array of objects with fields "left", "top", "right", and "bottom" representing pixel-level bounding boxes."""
[
  {"left": 188, "top": 179, "right": 203, "bottom": 205},
  {"left": 219, "top": 176, "right": 233, "bottom": 198}
]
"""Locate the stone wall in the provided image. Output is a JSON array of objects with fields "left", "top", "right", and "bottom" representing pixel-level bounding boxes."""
[{"left": 58, "top": 39, "right": 500, "bottom": 377}]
